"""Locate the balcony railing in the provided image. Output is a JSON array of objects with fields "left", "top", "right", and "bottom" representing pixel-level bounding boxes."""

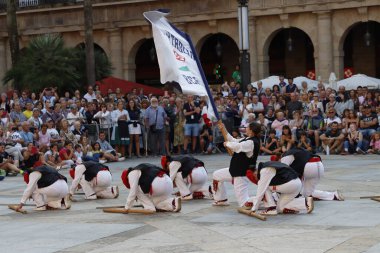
[{"left": 0, "top": 0, "right": 78, "bottom": 11}]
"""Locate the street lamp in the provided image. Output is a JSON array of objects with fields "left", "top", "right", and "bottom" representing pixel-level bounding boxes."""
[{"left": 237, "top": 0, "right": 250, "bottom": 93}]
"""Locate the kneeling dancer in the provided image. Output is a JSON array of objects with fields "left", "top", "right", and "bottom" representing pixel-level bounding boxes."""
[
  {"left": 212, "top": 121, "right": 261, "bottom": 207},
  {"left": 161, "top": 155, "right": 212, "bottom": 200},
  {"left": 280, "top": 147, "right": 344, "bottom": 201},
  {"left": 251, "top": 161, "right": 314, "bottom": 215},
  {"left": 16, "top": 165, "right": 71, "bottom": 211},
  {"left": 121, "top": 163, "right": 181, "bottom": 212},
  {"left": 69, "top": 161, "right": 119, "bottom": 199}
]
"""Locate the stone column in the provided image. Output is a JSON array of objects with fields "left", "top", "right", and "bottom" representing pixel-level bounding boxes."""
[
  {"left": 257, "top": 55, "right": 269, "bottom": 79},
  {"left": 316, "top": 11, "right": 333, "bottom": 81},
  {"left": 107, "top": 28, "right": 123, "bottom": 78},
  {"left": 249, "top": 17, "right": 259, "bottom": 82}
]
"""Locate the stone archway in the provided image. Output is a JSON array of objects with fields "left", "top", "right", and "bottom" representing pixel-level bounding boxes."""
[
  {"left": 134, "top": 38, "right": 160, "bottom": 86},
  {"left": 199, "top": 33, "right": 239, "bottom": 84},
  {"left": 267, "top": 27, "right": 315, "bottom": 78},
  {"left": 342, "top": 21, "right": 380, "bottom": 78},
  {"left": 76, "top": 42, "right": 108, "bottom": 57}
]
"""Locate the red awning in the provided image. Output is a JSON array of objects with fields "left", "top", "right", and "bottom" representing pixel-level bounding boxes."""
[{"left": 96, "top": 77, "right": 165, "bottom": 96}]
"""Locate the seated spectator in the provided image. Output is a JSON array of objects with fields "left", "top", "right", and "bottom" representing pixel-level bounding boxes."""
[
  {"left": 260, "top": 129, "right": 281, "bottom": 155},
  {"left": 280, "top": 125, "right": 294, "bottom": 153},
  {"left": 60, "top": 119, "right": 77, "bottom": 145},
  {"left": 320, "top": 122, "right": 345, "bottom": 154},
  {"left": 324, "top": 108, "right": 342, "bottom": 131},
  {"left": 296, "top": 131, "right": 313, "bottom": 152},
  {"left": 72, "top": 120, "right": 86, "bottom": 142},
  {"left": 74, "top": 144, "right": 96, "bottom": 162},
  {"left": 1, "top": 126, "right": 23, "bottom": 167},
  {"left": 367, "top": 132, "right": 380, "bottom": 154},
  {"left": 308, "top": 93, "right": 324, "bottom": 113},
  {"left": 271, "top": 111, "right": 289, "bottom": 137},
  {"left": 248, "top": 95, "right": 264, "bottom": 118},
  {"left": 23, "top": 102, "right": 34, "bottom": 119},
  {"left": 36, "top": 123, "right": 51, "bottom": 153},
  {"left": 256, "top": 113, "right": 269, "bottom": 133},
  {"left": 28, "top": 108, "right": 43, "bottom": 131},
  {"left": 239, "top": 113, "right": 255, "bottom": 135},
  {"left": 20, "top": 122, "right": 34, "bottom": 146},
  {"left": 286, "top": 92, "right": 302, "bottom": 119},
  {"left": 306, "top": 108, "right": 324, "bottom": 151},
  {"left": 10, "top": 102, "right": 27, "bottom": 123},
  {"left": 359, "top": 105, "right": 378, "bottom": 140},
  {"left": 289, "top": 110, "right": 304, "bottom": 141},
  {"left": 44, "top": 144, "right": 64, "bottom": 170},
  {"left": 96, "top": 131, "right": 125, "bottom": 162},
  {"left": 47, "top": 119, "right": 63, "bottom": 147},
  {"left": 58, "top": 141, "right": 76, "bottom": 168},
  {"left": 0, "top": 143, "right": 24, "bottom": 175},
  {"left": 199, "top": 124, "right": 213, "bottom": 154},
  {"left": 341, "top": 124, "right": 365, "bottom": 155}
]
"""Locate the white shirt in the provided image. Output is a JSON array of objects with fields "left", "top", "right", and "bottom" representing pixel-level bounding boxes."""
[
  {"left": 84, "top": 93, "right": 96, "bottom": 102},
  {"left": 324, "top": 116, "right": 341, "bottom": 126},
  {"left": 168, "top": 161, "right": 182, "bottom": 182},
  {"left": 111, "top": 109, "right": 129, "bottom": 126},
  {"left": 93, "top": 110, "right": 111, "bottom": 128},
  {"left": 252, "top": 167, "right": 276, "bottom": 211},
  {"left": 66, "top": 112, "right": 84, "bottom": 126},
  {"left": 225, "top": 133, "right": 254, "bottom": 158},
  {"left": 70, "top": 165, "right": 87, "bottom": 195}
]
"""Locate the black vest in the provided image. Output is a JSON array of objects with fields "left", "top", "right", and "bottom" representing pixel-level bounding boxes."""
[
  {"left": 34, "top": 166, "right": 67, "bottom": 189},
  {"left": 257, "top": 161, "right": 298, "bottom": 186},
  {"left": 82, "top": 161, "right": 110, "bottom": 181},
  {"left": 171, "top": 155, "right": 204, "bottom": 178},
  {"left": 229, "top": 136, "right": 260, "bottom": 177},
  {"left": 129, "top": 163, "right": 165, "bottom": 194},
  {"left": 282, "top": 148, "right": 320, "bottom": 178}
]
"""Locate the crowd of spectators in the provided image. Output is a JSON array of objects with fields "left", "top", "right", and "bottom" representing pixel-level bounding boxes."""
[{"left": 0, "top": 75, "right": 379, "bottom": 179}]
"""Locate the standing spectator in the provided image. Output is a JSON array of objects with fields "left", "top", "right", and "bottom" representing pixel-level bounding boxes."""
[
  {"left": 359, "top": 105, "right": 378, "bottom": 139},
  {"left": 127, "top": 99, "right": 142, "bottom": 158},
  {"left": 320, "top": 122, "right": 344, "bottom": 154},
  {"left": 232, "top": 64, "right": 241, "bottom": 84},
  {"left": 239, "top": 96, "right": 250, "bottom": 122},
  {"left": 173, "top": 97, "right": 185, "bottom": 154},
  {"left": 93, "top": 103, "right": 111, "bottom": 137},
  {"left": 183, "top": 95, "right": 201, "bottom": 154},
  {"left": 10, "top": 102, "right": 27, "bottom": 123},
  {"left": 111, "top": 101, "right": 129, "bottom": 157},
  {"left": 83, "top": 85, "right": 96, "bottom": 102},
  {"left": 286, "top": 93, "right": 302, "bottom": 120},
  {"left": 84, "top": 102, "right": 97, "bottom": 124},
  {"left": 145, "top": 97, "right": 167, "bottom": 156},
  {"left": 285, "top": 77, "right": 298, "bottom": 94}
]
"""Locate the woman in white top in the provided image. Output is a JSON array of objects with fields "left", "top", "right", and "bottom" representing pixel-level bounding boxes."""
[
  {"left": 111, "top": 100, "right": 129, "bottom": 157},
  {"left": 308, "top": 94, "right": 324, "bottom": 114},
  {"left": 239, "top": 96, "right": 251, "bottom": 122}
]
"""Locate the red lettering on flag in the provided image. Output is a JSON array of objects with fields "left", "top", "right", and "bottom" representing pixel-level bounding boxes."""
[{"left": 173, "top": 50, "right": 185, "bottom": 62}]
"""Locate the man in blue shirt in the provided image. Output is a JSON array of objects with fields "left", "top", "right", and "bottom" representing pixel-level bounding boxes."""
[{"left": 20, "top": 122, "right": 34, "bottom": 146}]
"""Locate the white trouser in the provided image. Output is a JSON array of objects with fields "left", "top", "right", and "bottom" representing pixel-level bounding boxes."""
[
  {"left": 133, "top": 175, "right": 175, "bottom": 212},
  {"left": 271, "top": 178, "right": 307, "bottom": 213},
  {"left": 5, "top": 146, "right": 24, "bottom": 161},
  {"left": 175, "top": 167, "right": 209, "bottom": 196},
  {"left": 303, "top": 161, "right": 335, "bottom": 200},
  {"left": 61, "top": 160, "right": 75, "bottom": 169},
  {"left": 80, "top": 170, "right": 115, "bottom": 199},
  {"left": 33, "top": 179, "right": 68, "bottom": 208},
  {"left": 247, "top": 191, "right": 277, "bottom": 209},
  {"left": 213, "top": 167, "right": 249, "bottom": 207}
]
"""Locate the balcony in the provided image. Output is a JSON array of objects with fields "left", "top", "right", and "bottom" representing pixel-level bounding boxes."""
[{"left": 0, "top": 0, "right": 80, "bottom": 11}]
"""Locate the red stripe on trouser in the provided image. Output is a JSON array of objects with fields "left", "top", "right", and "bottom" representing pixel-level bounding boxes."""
[{"left": 308, "top": 157, "right": 321, "bottom": 162}]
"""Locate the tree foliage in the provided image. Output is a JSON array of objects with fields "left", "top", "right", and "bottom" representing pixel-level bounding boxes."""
[{"left": 3, "top": 34, "right": 113, "bottom": 93}]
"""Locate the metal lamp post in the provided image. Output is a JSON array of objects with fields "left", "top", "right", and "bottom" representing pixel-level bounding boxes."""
[{"left": 237, "top": 0, "right": 250, "bottom": 93}]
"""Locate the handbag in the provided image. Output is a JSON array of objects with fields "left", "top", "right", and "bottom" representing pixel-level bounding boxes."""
[{"left": 149, "top": 110, "right": 158, "bottom": 133}]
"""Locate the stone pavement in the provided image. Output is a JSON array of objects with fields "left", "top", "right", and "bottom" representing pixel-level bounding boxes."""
[{"left": 0, "top": 154, "right": 379, "bottom": 253}]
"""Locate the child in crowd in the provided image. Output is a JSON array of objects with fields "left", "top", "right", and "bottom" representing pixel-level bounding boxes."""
[
  {"left": 260, "top": 129, "right": 281, "bottom": 155},
  {"left": 297, "top": 131, "right": 313, "bottom": 152},
  {"left": 367, "top": 132, "right": 380, "bottom": 154}
]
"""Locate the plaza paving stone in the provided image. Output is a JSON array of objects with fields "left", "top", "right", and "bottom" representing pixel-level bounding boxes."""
[{"left": 0, "top": 154, "right": 379, "bottom": 253}]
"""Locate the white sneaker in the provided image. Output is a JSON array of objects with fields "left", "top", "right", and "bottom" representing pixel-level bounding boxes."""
[
  {"left": 334, "top": 190, "right": 345, "bottom": 201},
  {"left": 212, "top": 200, "right": 230, "bottom": 206},
  {"left": 173, "top": 197, "right": 181, "bottom": 212},
  {"left": 306, "top": 196, "right": 314, "bottom": 214},
  {"left": 118, "top": 157, "right": 125, "bottom": 162},
  {"left": 99, "top": 159, "right": 107, "bottom": 164},
  {"left": 86, "top": 194, "right": 97, "bottom": 200},
  {"left": 63, "top": 194, "right": 72, "bottom": 209},
  {"left": 34, "top": 205, "right": 47, "bottom": 211}
]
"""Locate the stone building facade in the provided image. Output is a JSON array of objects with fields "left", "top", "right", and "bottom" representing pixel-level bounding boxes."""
[{"left": 0, "top": 0, "right": 379, "bottom": 89}]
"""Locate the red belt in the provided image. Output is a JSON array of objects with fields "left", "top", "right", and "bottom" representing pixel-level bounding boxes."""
[{"left": 308, "top": 157, "right": 321, "bottom": 163}]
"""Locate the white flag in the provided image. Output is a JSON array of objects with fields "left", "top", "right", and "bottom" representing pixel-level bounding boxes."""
[{"left": 143, "top": 10, "right": 217, "bottom": 121}]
